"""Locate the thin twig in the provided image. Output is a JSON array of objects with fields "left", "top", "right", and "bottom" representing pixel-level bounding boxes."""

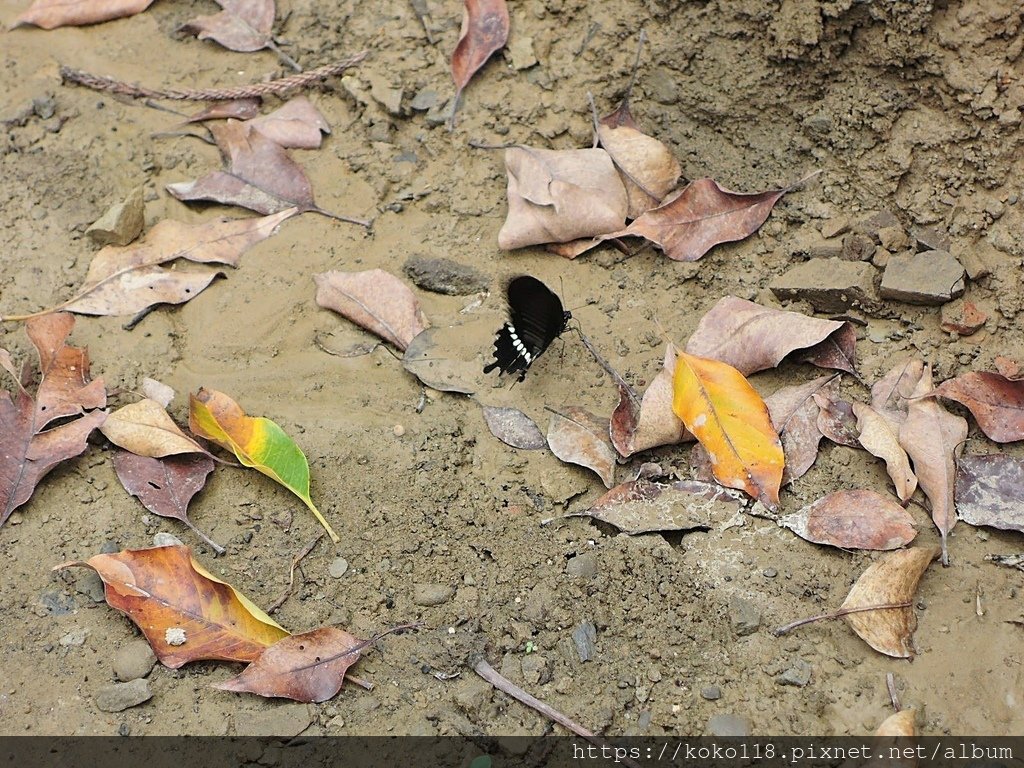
[
  {"left": 267, "top": 533, "right": 324, "bottom": 614},
  {"left": 60, "top": 52, "right": 367, "bottom": 101},
  {"left": 886, "top": 672, "right": 901, "bottom": 713},
  {"left": 620, "top": 29, "right": 647, "bottom": 107},
  {"left": 408, "top": 0, "right": 435, "bottom": 44},
  {"left": 183, "top": 519, "right": 226, "bottom": 556},
  {"left": 586, "top": 92, "right": 600, "bottom": 148},
  {"left": 773, "top": 601, "right": 913, "bottom": 637},
  {"left": 344, "top": 673, "right": 374, "bottom": 691},
  {"left": 474, "top": 659, "right": 642, "bottom": 768},
  {"left": 574, "top": 327, "right": 640, "bottom": 408},
  {"left": 574, "top": 22, "right": 601, "bottom": 58},
  {"left": 468, "top": 139, "right": 515, "bottom": 150}
]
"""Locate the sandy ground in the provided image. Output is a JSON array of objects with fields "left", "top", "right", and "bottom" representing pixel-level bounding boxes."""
[{"left": 2, "top": 0, "right": 1024, "bottom": 738}]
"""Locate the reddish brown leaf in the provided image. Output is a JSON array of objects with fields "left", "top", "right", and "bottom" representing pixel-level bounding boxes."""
[
  {"left": 765, "top": 376, "right": 834, "bottom": 482},
  {"left": 182, "top": 0, "right": 275, "bottom": 53},
  {"left": 547, "top": 407, "right": 616, "bottom": 488},
  {"left": 248, "top": 97, "right": 331, "bottom": 149},
  {"left": 779, "top": 490, "right": 917, "bottom": 550},
  {"left": 853, "top": 403, "right": 917, "bottom": 502},
  {"left": 933, "top": 371, "right": 1024, "bottom": 443},
  {"left": 481, "top": 405, "right": 545, "bottom": 450},
  {"left": 183, "top": 99, "right": 262, "bottom": 124},
  {"left": 27, "top": 313, "right": 106, "bottom": 426},
  {"left": 956, "top": 454, "right": 1024, "bottom": 534},
  {"left": 215, "top": 627, "right": 367, "bottom": 702},
  {"left": 800, "top": 321, "right": 858, "bottom": 376},
  {"left": 13, "top": 0, "right": 155, "bottom": 28},
  {"left": 609, "top": 178, "right": 788, "bottom": 262},
  {"left": 113, "top": 451, "right": 221, "bottom": 553},
  {"left": 450, "top": 0, "right": 509, "bottom": 111},
  {"left": 685, "top": 297, "right": 854, "bottom": 376},
  {"left": 899, "top": 365, "right": 968, "bottom": 565},
  {"left": 813, "top": 382, "right": 860, "bottom": 447},
  {"left": 314, "top": 269, "right": 429, "bottom": 352},
  {"left": 610, "top": 345, "right": 690, "bottom": 458}
]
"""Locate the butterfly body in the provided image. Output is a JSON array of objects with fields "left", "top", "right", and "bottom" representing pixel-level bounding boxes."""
[{"left": 484, "top": 276, "right": 571, "bottom": 382}]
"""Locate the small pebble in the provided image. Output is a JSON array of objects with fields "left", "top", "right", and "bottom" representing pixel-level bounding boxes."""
[
  {"left": 393, "top": 424, "right": 406, "bottom": 437},
  {"left": 59, "top": 628, "right": 89, "bottom": 647},
  {"left": 701, "top": 685, "right": 722, "bottom": 701},
  {"left": 572, "top": 622, "right": 597, "bottom": 662},
  {"left": 153, "top": 532, "right": 184, "bottom": 548},
  {"left": 763, "top": 568, "right": 778, "bottom": 578},
  {"left": 113, "top": 640, "right": 157, "bottom": 682},
  {"left": 95, "top": 679, "right": 152, "bottom": 713},
  {"left": 412, "top": 583, "right": 454, "bottom": 606},
  {"left": 328, "top": 557, "right": 349, "bottom": 579}
]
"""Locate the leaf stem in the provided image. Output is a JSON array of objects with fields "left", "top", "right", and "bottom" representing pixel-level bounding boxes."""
[{"left": 772, "top": 601, "right": 913, "bottom": 637}]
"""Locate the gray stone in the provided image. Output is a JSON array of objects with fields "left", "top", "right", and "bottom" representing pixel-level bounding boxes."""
[
  {"left": 841, "top": 233, "right": 875, "bottom": 261},
  {"left": 854, "top": 211, "right": 900, "bottom": 242},
  {"left": 880, "top": 250, "right": 965, "bottom": 305},
  {"left": 700, "top": 685, "right": 722, "bottom": 701},
  {"left": 59, "top": 628, "right": 89, "bottom": 647},
  {"left": 913, "top": 226, "right": 951, "bottom": 252},
  {"left": 425, "top": 98, "right": 453, "bottom": 127},
  {"left": 572, "top": 621, "right": 597, "bottom": 661},
  {"left": 75, "top": 570, "right": 106, "bottom": 603},
  {"left": 770, "top": 258, "right": 877, "bottom": 312},
  {"left": 113, "top": 640, "right": 157, "bottom": 681},
  {"left": 328, "top": 557, "right": 349, "bottom": 578},
  {"left": 730, "top": 596, "right": 762, "bottom": 636},
  {"left": 87, "top": 185, "right": 144, "bottom": 247},
  {"left": 94, "top": 679, "right": 152, "bottom": 712},
  {"left": 153, "top": 532, "right": 184, "bottom": 547},
  {"left": 403, "top": 256, "right": 489, "bottom": 295},
  {"left": 410, "top": 89, "right": 438, "bottom": 111},
  {"left": 565, "top": 552, "right": 599, "bottom": 579},
  {"left": 706, "top": 713, "right": 752, "bottom": 737},
  {"left": 412, "top": 583, "right": 454, "bottom": 606},
  {"left": 776, "top": 658, "right": 813, "bottom": 687}
]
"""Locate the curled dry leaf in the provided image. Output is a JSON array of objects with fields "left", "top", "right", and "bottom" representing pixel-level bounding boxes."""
[
  {"left": 765, "top": 375, "right": 834, "bottom": 483},
  {"left": 215, "top": 627, "right": 367, "bottom": 702},
  {"left": 55, "top": 545, "right": 288, "bottom": 668},
  {"left": 800, "top": 321, "right": 858, "bottom": 377},
  {"left": 853, "top": 403, "right": 917, "bottom": 502},
  {"left": 28, "top": 312, "right": 107, "bottom": 425},
  {"left": 547, "top": 407, "right": 617, "bottom": 489},
  {"left": 497, "top": 147, "right": 628, "bottom": 250},
  {"left": 101, "top": 399, "right": 207, "bottom": 458},
  {"left": 672, "top": 351, "right": 784, "bottom": 509},
  {"left": 898, "top": 365, "right": 967, "bottom": 565},
  {"left": 875, "top": 708, "right": 917, "bottom": 737},
  {"left": 113, "top": 451, "right": 221, "bottom": 553},
  {"left": 181, "top": 0, "right": 274, "bottom": 53},
  {"left": 610, "top": 345, "right": 690, "bottom": 458},
  {"left": 183, "top": 98, "right": 262, "bottom": 124},
  {"left": 932, "top": 371, "right": 1024, "bottom": 443},
  {"left": 779, "top": 490, "right": 916, "bottom": 550},
  {"left": 955, "top": 454, "right": 1024, "bottom": 534},
  {"left": 871, "top": 358, "right": 925, "bottom": 431},
  {"left": 13, "top": 0, "right": 156, "bottom": 28},
  {"left": 813, "top": 383, "right": 860, "bottom": 448},
  {"left": 607, "top": 178, "right": 788, "bottom": 262},
  {"left": 314, "top": 269, "right": 429, "bottom": 352},
  {"left": 598, "top": 102, "right": 681, "bottom": 219},
  {"left": 841, "top": 546, "right": 940, "bottom": 658},
  {"left": 450, "top": 0, "right": 509, "bottom": 111},
  {"left": 481, "top": 405, "right": 545, "bottom": 450},
  {"left": 686, "top": 297, "right": 855, "bottom": 376},
  {"left": 248, "top": 96, "right": 331, "bottom": 149}
]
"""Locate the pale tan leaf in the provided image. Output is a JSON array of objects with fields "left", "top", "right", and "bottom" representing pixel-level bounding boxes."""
[
  {"left": 100, "top": 399, "right": 207, "bottom": 458},
  {"left": 610, "top": 345, "right": 690, "bottom": 458},
  {"left": 854, "top": 403, "right": 917, "bottom": 502},
  {"left": 547, "top": 407, "right": 616, "bottom": 488},
  {"left": 314, "top": 269, "right": 429, "bottom": 352},
  {"left": 13, "top": 0, "right": 155, "bottom": 28}
]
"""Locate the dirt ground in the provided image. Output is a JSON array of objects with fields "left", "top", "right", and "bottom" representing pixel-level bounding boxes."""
[{"left": 2, "top": 0, "right": 1023, "bottom": 739}]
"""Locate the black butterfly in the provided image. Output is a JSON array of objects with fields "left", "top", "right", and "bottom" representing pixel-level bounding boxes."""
[{"left": 483, "top": 276, "right": 571, "bottom": 382}]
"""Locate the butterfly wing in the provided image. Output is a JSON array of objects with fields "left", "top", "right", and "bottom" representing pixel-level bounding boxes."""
[{"left": 484, "top": 276, "right": 569, "bottom": 381}]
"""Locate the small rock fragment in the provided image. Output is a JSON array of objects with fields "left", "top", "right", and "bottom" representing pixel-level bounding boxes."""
[
  {"left": 841, "top": 233, "right": 875, "bottom": 261},
  {"left": 410, "top": 89, "right": 438, "bottom": 111},
  {"left": 95, "top": 678, "right": 153, "bottom": 712},
  {"left": 113, "top": 640, "right": 158, "bottom": 682},
  {"left": 367, "top": 74, "right": 403, "bottom": 115},
  {"left": 700, "top": 685, "right": 722, "bottom": 701},
  {"left": 878, "top": 225, "right": 911, "bottom": 252},
  {"left": 770, "top": 258, "right": 877, "bottom": 312},
  {"left": 521, "top": 654, "right": 549, "bottom": 685},
  {"left": 572, "top": 621, "right": 597, "bottom": 662},
  {"left": 854, "top": 211, "right": 900, "bottom": 243},
  {"left": 821, "top": 216, "right": 850, "bottom": 239},
  {"left": 86, "top": 185, "right": 145, "bottom": 247},
  {"left": 880, "top": 250, "right": 966, "bottom": 305},
  {"left": 940, "top": 299, "right": 987, "bottom": 335},
  {"left": 507, "top": 35, "right": 538, "bottom": 70},
  {"left": 776, "top": 658, "right": 812, "bottom": 687},
  {"left": 59, "top": 628, "right": 90, "bottom": 647},
  {"left": 955, "top": 242, "right": 994, "bottom": 280},
  {"left": 707, "top": 713, "right": 752, "bottom": 737},
  {"left": 913, "top": 226, "right": 951, "bottom": 252},
  {"left": 566, "top": 552, "right": 599, "bottom": 579},
  {"left": 413, "top": 583, "right": 454, "bottom": 606},
  {"left": 729, "top": 596, "right": 762, "bottom": 636},
  {"left": 328, "top": 557, "right": 349, "bottom": 579},
  {"left": 153, "top": 532, "right": 184, "bottom": 547},
  {"left": 403, "top": 256, "right": 489, "bottom": 295}
]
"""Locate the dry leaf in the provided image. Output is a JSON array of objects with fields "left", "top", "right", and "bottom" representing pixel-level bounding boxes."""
[
  {"left": 899, "top": 365, "right": 968, "bottom": 565},
  {"left": 955, "top": 454, "right": 1024, "bottom": 534},
  {"left": 182, "top": 0, "right": 275, "bottom": 53},
  {"left": 497, "top": 147, "right": 628, "bottom": 249},
  {"left": 28, "top": 313, "right": 107, "bottom": 426},
  {"left": 183, "top": 99, "right": 262, "bottom": 124},
  {"left": 481, "top": 405, "right": 545, "bottom": 450},
  {"left": 113, "top": 451, "right": 221, "bottom": 553},
  {"left": 101, "top": 398, "right": 207, "bottom": 457},
  {"left": 215, "top": 627, "right": 366, "bottom": 702},
  {"left": 779, "top": 490, "right": 917, "bottom": 550},
  {"left": 607, "top": 177, "right": 788, "bottom": 262},
  {"left": 56, "top": 545, "right": 288, "bottom": 667},
  {"left": 841, "top": 546, "right": 940, "bottom": 658},
  {"left": 401, "top": 324, "right": 484, "bottom": 395},
  {"left": 547, "top": 407, "right": 617, "bottom": 488},
  {"left": 450, "top": 0, "right": 509, "bottom": 114},
  {"left": 673, "top": 351, "right": 784, "bottom": 509},
  {"left": 610, "top": 345, "right": 690, "bottom": 458},
  {"left": 875, "top": 708, "right": 917, "bottom": 737},
  {"left": 932, "top": 371, "right": 1024, "bottom": 443},
  {"left": 813, "top": 383, "right": 860, "bottom": 447},
  {"left": 314, "top": 269, "right": 429, "bottom": 352},
  {"left": 686, "top": 297, "right": 855, "bottom": 376},
  {"left": 853, "top": 403, "right": 917, "bottom": 502},
  {"left": 141, "top": 377, "right": 175, "bottom": 408},
  {"left": 13, "top": 0, "right": 155, "bottom": 28},
  {"left": 800, "top": 321, "right": 858, "bottom": 376},
  {"left": 598, "top": 101, "right": 681, "bottom": 219},
  {"left": 249, "top": 96, "right": 331, "bottom": 149},
  {"left": 871, "top": 358, "right": 926, "bottom": 430},
  {"left": 766, "top": 376, "right": 834, "bottom": 483}
]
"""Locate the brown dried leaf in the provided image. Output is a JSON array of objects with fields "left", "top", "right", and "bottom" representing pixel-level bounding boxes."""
[
  {"left": 100, "top": 398, "right": 207, "bottom": 458},
  {"left": 610, "top": 345, "right": 690, "bottom": 458},
  {"left": 27, "top": 313, "right": 107, "bottom": 426},
  {"left": 871, "top": 358, "right": 925, "bottom": 430},
  {"left": 766, "top": 376, "right": 834, "bottom": 482},
  {"left": 841, "top": 546, "right": 940, "bottom": 658},
  {"left": 112, "top": 451, "right": 220, "bottom": 552},
  {"left": 955, "top": 454, "right": 1024, "bottom": 534},
  {"left": 800, "top": 321, "right": 858, "bottom": 376},
  {"left": 899, "top": 365, "right": 968, "bottom": 565},
  {"left": 875, "top": 708, "right": 917, "bottom": 737},
  {"left": 547, "top": 407, "right": 616, "bottom": 488},
  {"left": 813, "top": 382, "right": 860, "bottom": 447},
  {"left": 0, "top": 349, "right": 18, "bottom": 382},
  {"left": 182, "top": 0, "right": 274, "bottom": 53},
  {"left": 686, "top": 297, "right": 854, "bottom": 376},
  {"left": 779, "top": 490, "right": 917, "bottom": 550},
  {"left": 401, "top": 324, "right": 483, "bottom": 395},
  {"left": 497, "top": 147, "right": 628, "bottom": 249},
  {"left": 608, "top": 178, "right": 788, "bottom": 262},
  {"left": 450, "top": 0, "right": 509, "bottom": 108},
  {"left": 314, "top": 269, "right": 429, "bottom": 352},
  {"left": 13, "top": 0, "right": 155, "bottom": 28},
  {"left": 598, "top": 102, "right": 681, "bottom": 219},
  {"left": 853, "top": 403, "right": 917, "bottom": 502},
  {"left": 248, "top": 96, "right": 330, "bottom": 149},
  {"left": 933, "top": 371, "right": 1024, "bottom": 443},
  {"left": 481, "top": 405, "right": 545, "bottom": 450},
  {"left": 183, "top": 99, "right": 262, "bottom": 124}
]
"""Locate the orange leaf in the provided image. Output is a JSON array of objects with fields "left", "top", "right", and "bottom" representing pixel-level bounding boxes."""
[
  {"left": 450, "top": 0, "right": 509, "bottom": 114},
  {"left": 672, "top": 350, "right": 784, "bottom": 508}
]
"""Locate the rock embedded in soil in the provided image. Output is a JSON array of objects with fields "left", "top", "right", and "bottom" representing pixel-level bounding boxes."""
[
  {"left": 59, "top": 628, "right": 89, "bottom": 647},
  {"left": 86, "top": 185, "right": 144, "bottom": 247},
  {"left": 879, "top": 250, "right": 966, "bottom": 305},
  {"left": 940, "top": 299, "right": 987, "bottom": 335},
  {"left": 706, "top": 713, "right": 752, "bottom": 737},
  {"left": 776, "top": 658, "right": 812, "bottom": 687},
  {"left": 328, "top": 557, "right": 349, "bottom": 578},
  {"left": 821, "top": 216, "right": 850, "bottom": 239},
  {"left": 841, "top": 233, "right": 875, "bottom": 261},
  {"left": 410, "top": 89, "right": 438, "bottom": 111},
  {"left": 403, "top": 256, "right": 489, "bottom": 295},
  {"left": 729, "top": 596, "right": 762, "bottom": 636},
  {"left": 701, "top": 685, "right": 722, "bottom": 701},
  {"left": 565, "top": 552, "right": 599, "bottom": 579},
  {"left": 412, "top": 583, "right": 454, "bottom": 606},
  {"left": 572, "top": 621, "right": 597, "bottom": 661},
  {"left": 769, "top": 258, "right": 877, "bottom": 313},
  {"left": 95, "top": 678, "right": 152, "bottom": 712},
  {"left": 113, "top": 640, "right": 157, "bottom": 681}
]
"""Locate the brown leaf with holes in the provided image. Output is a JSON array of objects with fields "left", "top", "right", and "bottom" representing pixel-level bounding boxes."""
[
  {"left": 932, "top": 371, "right": 1024, "bottom": 443},
  {"left": 314, "top": 269, "right": 429, "bottom": 352},
  {"left": 248, "top": 97, "right": 331, "bottom": 149},
  {"left": 113, "top": 451, "right": 221, "bottom": 553},
  {"left": 547, "top": 407, "right": 617, "bottom": 488},
  {"left": 181, "top": 0, "right": 274, "bottom": 53},
  {"left": 899, "top": 364, "right": 967, "bottom": 565},
  {"left": 450, "top": 0, "right": 509, "bottom": 116},
  {"left": 779, "top": 490, "right": 916, "bottom": 550},
  {"left": 12, "top": 0, "right": 155, "bottom": 28},
  {"left": 955, "top": 454, "right": 1024, "bottom": 534},
  {"left": 606, "top": 178, "right": 788, "bottom": 262},
  {"left": 481, "top": 405, "right": 545, "bottom": 450},
  {"left": 766, "top": 376, "right": 834, "bottom": 483},
  {"left": 686, "top": 297, "right": 855, "bottom": 376},
  {"left": 55, "top": 545, "right": 288, "bottom": 668},
  {"left": 498, "top": 147, "right": 628, "bottom": 249},
  {"left": 610, "top": 345, "right": 691, "bottom": 458},
  {"left": 841, "top": 546, "right": 940, "bottom": 658},
  {"left": 598, "top": 101, "right": 681, "bottom": 219},
  {"left": 214, "top": 627, "right": 367, "bottom": 702},
  {"left": 853, "top": 403, "right": 917, "bottom": 501}
]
